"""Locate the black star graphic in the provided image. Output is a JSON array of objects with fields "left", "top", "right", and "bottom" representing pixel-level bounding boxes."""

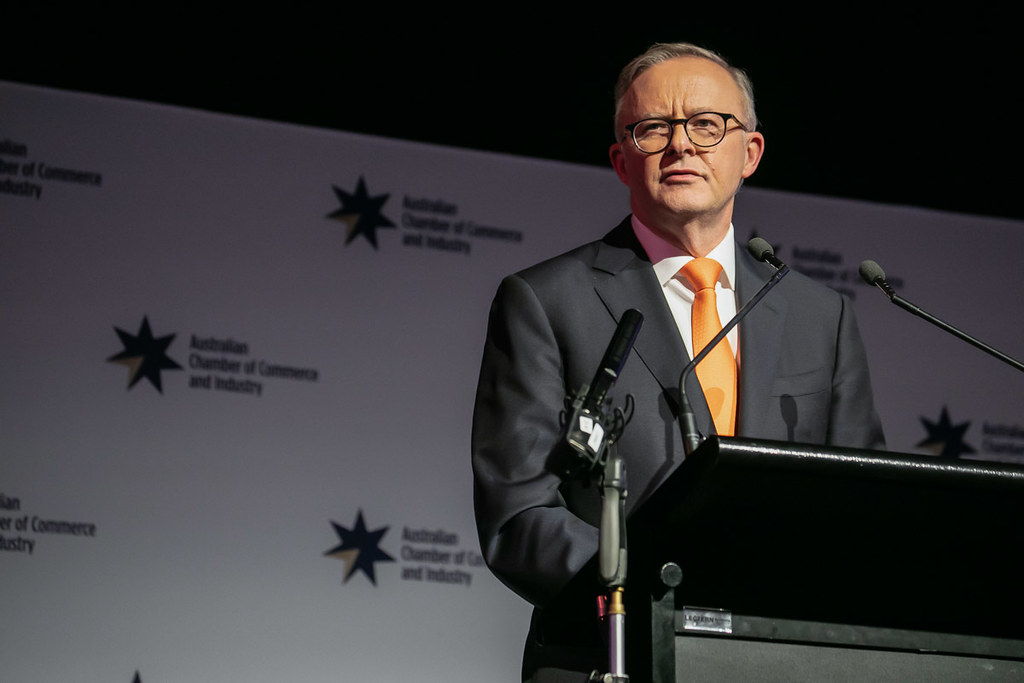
[
  {"left": 324, "top": 510, "right": 395, "bottom": 585},
  {"left": 132, "top": 671, "right": 142, "bottom": 683},
  {"left": 917, "top": 406, "right": 975, "bottom": 459},
  {"left": 327, "top": 176, "right": 395, "bottom": 249},
  {"left": 107, "top": 316, "right": 183, "bottom": 393}
]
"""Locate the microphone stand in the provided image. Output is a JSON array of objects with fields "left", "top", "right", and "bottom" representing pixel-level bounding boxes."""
[
  {"left": 679, "top": 257, "right": 790, "bottom": 453},
  {"left": 595, "top": 444, "right": 628, "bottom": 683},
  {"left": 552, "top": 311, "right": 642, "bottom": 683},
  {"left": 863, "top": 267, "right": 1024, "bottom": 373},
  {"left": 557, "top": 382, "right": 631, "bottom": 683}
]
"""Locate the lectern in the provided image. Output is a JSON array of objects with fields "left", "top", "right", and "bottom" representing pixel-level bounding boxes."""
[{"left": 623, "top": 437, "right": 1024, "bottom": 682}]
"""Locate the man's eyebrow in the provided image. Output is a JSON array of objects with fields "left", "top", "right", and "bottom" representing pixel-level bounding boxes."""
[{"left": 634, "top": 108, "right": 718, "bottom": 120}]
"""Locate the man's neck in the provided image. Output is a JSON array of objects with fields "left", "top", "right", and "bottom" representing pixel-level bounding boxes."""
[
  {"left": 632, "top": 215, "right": 736, "bottom": 274},
  {"left": 648, "top": 219, "right": 729, "bottom": 258},
  {"left": 638, "top": 206, "right": 734, "bottom": 258}
]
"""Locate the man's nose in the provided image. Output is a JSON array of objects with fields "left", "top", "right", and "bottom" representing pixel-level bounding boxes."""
[{"left": 667, "top": 123, "right": 696, "bottom": 155}]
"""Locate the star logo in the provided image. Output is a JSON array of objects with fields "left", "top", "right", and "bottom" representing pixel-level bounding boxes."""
[
  {"left": 325, "top": 510, "right": 395, "bottom": 585},
  {"left": 327, "top": 176, "right": 395, "bottom": 249},
  {"left": 918, "top": 406, "right": 975, "bottom": 459},
  {"left": 107, "top": 316, "right": 183, "bottom": 393}
]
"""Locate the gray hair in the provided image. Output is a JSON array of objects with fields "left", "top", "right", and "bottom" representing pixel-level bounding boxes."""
[{"left": 613, "top": 42, "right": 758, "bottom": 136}]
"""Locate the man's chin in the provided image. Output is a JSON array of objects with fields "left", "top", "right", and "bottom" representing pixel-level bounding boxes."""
[{"left": 646, "top": 197, "right": 734, "bottom": 230}]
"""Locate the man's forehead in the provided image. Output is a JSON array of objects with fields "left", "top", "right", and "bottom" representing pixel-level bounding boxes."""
[{"left": 623, "top": 57, "right": 741, "bottom": 111}]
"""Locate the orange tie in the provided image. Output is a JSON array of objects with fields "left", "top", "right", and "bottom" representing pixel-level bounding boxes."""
[{"left": 680, "top": 258, "right": 737, "bottom": 436}]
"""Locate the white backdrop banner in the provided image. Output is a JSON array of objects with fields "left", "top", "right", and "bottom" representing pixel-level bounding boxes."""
[{"left": 2, "top": 81, "right": 1023, "bottom": 682}]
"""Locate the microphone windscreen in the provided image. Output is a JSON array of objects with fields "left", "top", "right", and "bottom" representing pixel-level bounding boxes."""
[
  {"left": 859, "top": 260, "right": 886, "bottom": 285},
  {"left": 747, "top": 237, "right": 774, "bottom": 262}
]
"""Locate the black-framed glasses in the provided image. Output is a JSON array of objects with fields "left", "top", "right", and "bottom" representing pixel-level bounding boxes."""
[{"left": 624, "top": 112, "right": 747, "bottom": 153}]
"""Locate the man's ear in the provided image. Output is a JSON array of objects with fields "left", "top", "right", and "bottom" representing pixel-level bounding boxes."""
[
  {"left": 742, "top": 131, "right": 765, "bottom": 179},
  {"left": 609, "top": 141, "right": 629, "bottom": 185}
]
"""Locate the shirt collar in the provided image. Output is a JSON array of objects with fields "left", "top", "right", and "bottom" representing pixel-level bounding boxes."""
[{"left": 631, "top": 215, "right": 736, "bottom": 290}]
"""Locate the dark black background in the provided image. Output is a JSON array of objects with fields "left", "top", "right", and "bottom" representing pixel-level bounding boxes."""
[{"left": 5, "top": 10, "right": 1022, "bottom": 222}]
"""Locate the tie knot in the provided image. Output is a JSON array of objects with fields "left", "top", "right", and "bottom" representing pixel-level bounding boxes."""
[{"left": 680, "top": 257, "right": 723, "bottom": 291}]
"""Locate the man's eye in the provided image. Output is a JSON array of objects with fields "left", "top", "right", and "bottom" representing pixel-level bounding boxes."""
[
  {"left": 637, "top": 122, "right": 669, "bottom": 136},
  {"left": 689, "top": 116, "right": 720, "bottom": 131}
]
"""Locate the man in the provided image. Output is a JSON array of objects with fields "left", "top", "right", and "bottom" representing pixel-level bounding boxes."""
[{"left": 472, "top": 42, "right": 884, "bottom": 681}]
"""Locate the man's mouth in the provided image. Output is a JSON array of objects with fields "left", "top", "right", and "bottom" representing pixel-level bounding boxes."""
[{"left": 662, "top": 168, "right": 702, "bottom": 182}]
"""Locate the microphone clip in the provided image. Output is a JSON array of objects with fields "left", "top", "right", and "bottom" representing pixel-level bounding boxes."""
[{"left": 555, "top": 388, "right": 635, "bottom": 483}]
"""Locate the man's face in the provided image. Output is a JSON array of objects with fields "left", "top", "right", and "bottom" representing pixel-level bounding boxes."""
[{"left": 609, "top": 57, "right": 764, "bottom": 238}]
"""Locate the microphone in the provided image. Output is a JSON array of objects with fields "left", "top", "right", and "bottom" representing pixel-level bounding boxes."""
[
  {"left": 858, "top": 259, "right": 897, "bottom": 299},
  {"left": 554, "top": 309, "right": 644, "bottom": 480},
  {"left": 748, "top": 237, "right": 786, "bottom": 270},
  {"left": 679, "top": 238, "right": 790, "bottom": 454},
  {"left": 859, "top": 259, "right": 1024, "bottom": 373},
  {"left": 580, "top": 308, "right": 644, "bottom": 418}
]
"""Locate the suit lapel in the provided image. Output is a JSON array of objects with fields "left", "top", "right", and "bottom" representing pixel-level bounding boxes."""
[
  {"left": 736, "top": 246, "right": 787, "bottom": 436},
  {"left": 588, "top": 219, "right": 715, "bottom": 437},
  {"left": 582, "top": 222, "right": 790, "bottom": 440}
]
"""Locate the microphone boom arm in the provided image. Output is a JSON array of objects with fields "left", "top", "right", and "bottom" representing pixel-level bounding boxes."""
[
  {"left": 875, "top": 281, "right": 1024, "bottom": 373},
  {"left": 679, "top": 260, "right": 790, "bottom": 453}
]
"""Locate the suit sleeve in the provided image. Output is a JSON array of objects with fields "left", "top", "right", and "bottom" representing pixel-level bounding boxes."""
[
  {"left": 471, "top": 273, "right": 598, "bottom": 607},
  {"left": 827, "top": 294, "right": 886, "bottom": 450}
]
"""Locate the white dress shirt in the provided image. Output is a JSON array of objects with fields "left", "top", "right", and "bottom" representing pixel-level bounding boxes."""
[{"left": 631, "top": 216, "right": 740, "bottom": 363}]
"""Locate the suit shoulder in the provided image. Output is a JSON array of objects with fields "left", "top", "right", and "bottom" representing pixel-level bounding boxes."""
[
  {"left": 508, "top": 218, "right": 639, "bottom": 290},
  {"left": 740, "top": 244, "right": 849, "bottom": 313},
  {"left": 514, "top": 239, "right": 602, "bottom": 285},
  {"left": 780, "top": 267, "right": 847, "bottom": 306}
]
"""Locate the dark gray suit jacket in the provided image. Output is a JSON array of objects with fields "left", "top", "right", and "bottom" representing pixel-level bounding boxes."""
[{"left": 471, "top": 217, "right": 884, "bottom": 680}]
